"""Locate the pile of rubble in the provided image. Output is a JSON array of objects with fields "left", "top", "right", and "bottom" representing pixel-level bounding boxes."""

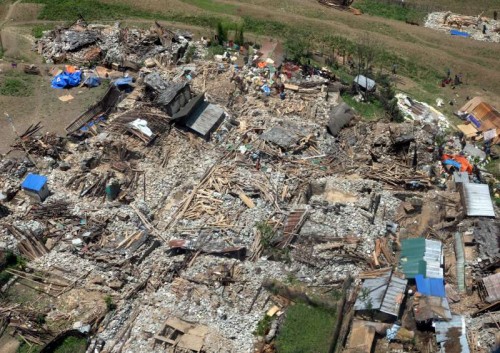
[
  {"left": 1, "top": 20, "right": 499, "bottom": 353},
  {"left": 36, "top": 21, "right": 192, "bottom": 68},
  {"left": 425, "top": 12, "right": 500, "bottom": 43}
]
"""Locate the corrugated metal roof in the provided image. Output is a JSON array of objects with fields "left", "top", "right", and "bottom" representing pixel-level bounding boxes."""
[
  {"left": 454, "top": 233, "right": 466, "bottom": 293},
  {"left": 461, "top": 183, "right": 496, "bottom": 217},
  {"left": 354, "top": 75, "right": 376, "bottom": 91},
  {"left": 21, "top": 174, "right": 47, "bottom": 192},
  {"left": 380, "top": 276, "right": 407, "bottom": 317},
  {"left": 400, "top": 238, "right": 443, "bottom": 279},
  {"left": 434, "top": 315, "right": 470, "bottom": 353},
  {"left": 482, "top": 273, "right": 500, "bottom": 303},
  {"left": 414, "top": 295, "right": 452, "bottom": 322},
  {"left": 354, "top": 273, "right": 389, "bottom": 312},
  {"left": 354, "top": 270, "right": 407, "bottom": 317},
  {"left": 415, "top": 275, "right": 446, "bottom": 297}
]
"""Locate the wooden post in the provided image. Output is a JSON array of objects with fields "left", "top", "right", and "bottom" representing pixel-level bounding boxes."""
[{"left": 4, "top": 113, "right": 39, "bottom": 170}]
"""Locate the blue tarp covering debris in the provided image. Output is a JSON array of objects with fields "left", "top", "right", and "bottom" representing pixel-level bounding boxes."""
[
  {"left": 114, "top": 77, "right": 133, "bottom": 88},
  {"left": 85, "top": 76, "right": 101, "bottom": 87},
  {"left": 21, "top": 174, "right": 47, "bottom": 192},
  {"left": 443, "top": 159, "right": 462, "bottom": 170},
  {"left": 415, "top": 275, "right": 446, "bottom": 297},
  {"left": 450, "top": 30, "right": 471, "bottom": 38},
  {"left": 51, "top": 71, "right": 82, "bottom": 89}
]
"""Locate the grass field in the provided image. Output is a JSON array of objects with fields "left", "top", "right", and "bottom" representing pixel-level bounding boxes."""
[{"left": 276, "top": 303, "right": 336, "bottom": 353}]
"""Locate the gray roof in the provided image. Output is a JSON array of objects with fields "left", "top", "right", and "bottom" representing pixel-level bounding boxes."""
[
  {"left": 424, "top": 239, "right": 444, "bottom": 279},
  {"left": 184, "top": 103, "right": 225, "bottom": 138},
  {"left": 434, "top": 315, "right": 470, "bottom": 353},
  {"left": 157, "top": 82, "right": 188, "bottom": 106},
  {"left": 380, "top": 276, "right": 407, "bottom": 316},
  {"left": 260, "top": 126, "right": 300, "bottom": 149},
  {"left": 452, "top": 172, "right": 469, "bottom": 184},
  {"left": 354, "top": 75, "right": 376, "bottom": 91},
  {"left": 461, "top": 183, "right": 496, "bottom": 217},
  {"left": 354, "top": 270, "right": 407, "bottom": 317}
]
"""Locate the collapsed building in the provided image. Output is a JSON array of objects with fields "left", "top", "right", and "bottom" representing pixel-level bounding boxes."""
[{"left": 0, "top": 20, "right": 499, "bottom": 353}]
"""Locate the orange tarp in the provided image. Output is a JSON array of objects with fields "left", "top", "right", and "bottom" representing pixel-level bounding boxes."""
[{"left": 442, "top": 154, "right": 473, "bottom": 174}]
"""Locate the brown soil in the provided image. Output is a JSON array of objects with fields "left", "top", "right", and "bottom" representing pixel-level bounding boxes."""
[{"left": 8, "top": 3, "right": 42, "bottom": 22}]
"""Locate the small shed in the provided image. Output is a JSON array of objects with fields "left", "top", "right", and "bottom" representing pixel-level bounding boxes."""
[
  {"left": 354, "top": 75, "right": 376, "bottom": 92},
  {"left": 21, "top": 174, "right": 49, "bottom": 202}
]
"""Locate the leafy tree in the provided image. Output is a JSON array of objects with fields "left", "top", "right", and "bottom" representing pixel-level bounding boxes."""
[
  {"left": 284, "top": 35, "right": 311, "bottom": 64},
  {"left": 234, "top": 25, "right": 245, "bottom": 46},
  {"left": 216, "top": 22, "right": 228, "bottom": 46},
  {"left": 377, "top": 73, "right": 404, "bottom": 122}
]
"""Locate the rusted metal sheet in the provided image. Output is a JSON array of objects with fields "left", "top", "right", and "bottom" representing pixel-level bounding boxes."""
[{"left": 279, "top": 209, "right": 308, "bottom": 248}]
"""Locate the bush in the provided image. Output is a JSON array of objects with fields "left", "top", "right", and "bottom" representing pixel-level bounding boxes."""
[
  {"left": 253, "top": 314, "right": 272, "bottom": 336},
  {"left": 104, "top": 295, "right": 116, "bottom": 311}
]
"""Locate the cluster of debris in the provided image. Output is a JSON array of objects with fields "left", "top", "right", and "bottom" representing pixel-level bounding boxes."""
[
  {"left": 36, "top": 20, "right": 191, "bottom": 69},
  {"left": 1, "top": 20, "right": 499, "bottom": 353},
  {"left": 425, "top": 12, "right": 500, "bottom": 43}
]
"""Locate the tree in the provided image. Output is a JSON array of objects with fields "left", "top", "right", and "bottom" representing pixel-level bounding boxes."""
[
  {"left": 354, "top": 33, "right": 378, "bottom": 101},
  {"left": 284, "top": 34, "right": 310, "bottom": 64},
  {"left": 234, "top": 25, "right": 245, "bottom": 46},
  {"left": 216, "top": 22, "right": 228, "bottom": 46},
  {"left": 377, "top": 73, "right": 404, "bottom": 122}
]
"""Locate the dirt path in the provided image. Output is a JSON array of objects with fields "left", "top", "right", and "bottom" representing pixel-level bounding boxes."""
[{"left": 0, "top": 0, "right": 21, "bottom": 28}]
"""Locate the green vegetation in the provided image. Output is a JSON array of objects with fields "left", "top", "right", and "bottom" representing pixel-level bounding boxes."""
[
  {"left": 342, "top": 93, "right": 385, "bottom": 121},
  {"left": 1, "top": 252, "right": 26, "bottom": 286},
  {"left": 185, "top": 45, "right": 196, "bottom": 63},
  {"left": 53, "top": 336, "right": 87, "bottom": 353},
  {"left": 354, "top": 0, "right": 424, "bottom": 22},
  {"left": 377, "top": 73, "right": 404, "bottom": 122},
  {"left": 32, "top": 24, "right": 55, "bottom": 38},
  {"left": 276, "top": 303, "right": 336, "bottom": 353},
  {"left": 253, "top": 314, "right": 272, "bottom": 336},
  {"left": 104, "top": 295, "right": 116, "bottom": 311},
  {"left": 17, "top": 342, "right": 42, "bottom": 353},
  {"left": 256, "top": 221, "right": 276, "bottom": 249},
  {"left": 182, "top": 0, "right": 235, "bottom": 15},
  {"left": 0, "top": 71, "right": 35, "bottom": 97}
]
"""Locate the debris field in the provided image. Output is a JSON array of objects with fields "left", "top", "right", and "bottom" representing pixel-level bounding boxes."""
[{"left": 0, "top": 20, "right": 499, "bottom": 353}]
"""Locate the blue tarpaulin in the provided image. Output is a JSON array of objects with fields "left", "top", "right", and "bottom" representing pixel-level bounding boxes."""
[
  {"left": 443, "top": 159, "right": 461, "bottom": 170},
  {"left": 466, "top": 114, "right": 481, "bottom": 128},
  {"left": 51, "top": 71, "right": 82, "bottom": 89},
  {"left": 450, "top": 30, "right": 470, "bottom": 38},
  {"left": 415, "top": 274, "right": 446, "bottom": 297},
  {"left": 114, "top": 77, "right": 133, "bottom": 88},
  {"left": 85, "top": 76, "right": 101, "bottom": 87}
]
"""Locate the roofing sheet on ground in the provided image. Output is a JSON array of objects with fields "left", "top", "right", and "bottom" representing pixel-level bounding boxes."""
[
  {"left": 461, "top": 183, "right": 496, "bottom": 217},
  {"left": 415, "top": 275, "right": 446, "bottom": 297}
]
